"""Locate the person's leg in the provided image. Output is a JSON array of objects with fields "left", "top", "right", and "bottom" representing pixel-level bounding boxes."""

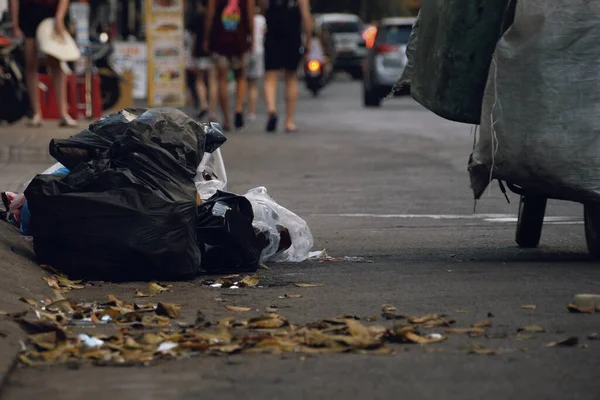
[
  {"left": 247, "top": 78, "right": 258, "bottom": 118},
  {"left": 47, "top": 56, "right": 76, "bottom": 125},
  {"left": 284, "top": 69, "right": 299, "bottom": 131},
  {"left": 195, "top": 68, "right": 208, "bottom": 116},
  {"left": 215, "top": 56, "right": 231, "bottom": 130},
  {"left": 207, "top": 66, "right": 218, "bottom": 122},
  {"left": 233, "top": 55, "right": 247, "bottom": 129},
  {"left": 23, "top": 39, "right": 41, "bottom": 123}
]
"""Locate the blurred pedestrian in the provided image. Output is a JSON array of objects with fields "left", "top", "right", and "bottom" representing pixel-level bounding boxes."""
[
  {"left": 263, "top": 0, "right": 311, "bottom": 133},
  {"left": 204, "top": 0, "right": 255, "bottom": 131},
  {"left": 245, "top": 5, "right": 265, "bottom": 121},
  {"left": 10, "top": 0, "right": 77, "bottom": 127},
  {"left": 188, "top": 0, "right": 216, "bottom": 120}
]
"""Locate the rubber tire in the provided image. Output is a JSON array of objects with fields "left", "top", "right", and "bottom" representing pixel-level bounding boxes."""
[
  {"left": 515, "top": 195, "right": 547, "bottom": 248},
  {"left": 363, "top": 86, "right": 381, "bottom": 107},
  {"left": 311, "top": 89, "right": 319, "bottom": 97},
  {"left": 584, "top": 203, "right": 600, "bottom": 259}
]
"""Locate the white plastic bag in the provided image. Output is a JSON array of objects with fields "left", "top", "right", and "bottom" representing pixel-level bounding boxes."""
[
  {"left": 194, "top": 148, "right": 228, "bottom": 200},
  {"left": 244, "top": 187, "right": 313, "bottom": 263}
]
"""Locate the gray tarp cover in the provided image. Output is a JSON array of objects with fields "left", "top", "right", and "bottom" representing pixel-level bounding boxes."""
[{"left": 470, "top": 1, "right": 600, "bottom": 203}]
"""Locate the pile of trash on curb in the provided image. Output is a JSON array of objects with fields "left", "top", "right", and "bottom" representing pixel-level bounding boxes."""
[{"left": 0, "top": 108, "right": 313, "bottom": 280}]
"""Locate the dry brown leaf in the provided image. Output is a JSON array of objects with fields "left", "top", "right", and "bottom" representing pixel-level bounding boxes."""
[
  {"left": 134, "top": 289, "right": 149, "bottom": 298},
  {"left": 140, "top": 332, "right": 164, "bottom": 345},
  {"left": 381, "top": 312, "right": 407, "bottom": 320},
  {"left": 19, "top": 298, "right": 38, "bottom": 307},
  {"left": 567, "top": 303, "right": 595, "bottom": 314},
  {"left": 265, "top": 307, "right": 278, "bottom": 313},
  {"left": 403, "top": 331, "right": 446, "bottom": 344},
  {"left": 546, "top": 336, "right": 579, "bottom": 348},
  {"left": 248, "top": 314, "right": 288, "bottom": 329},
  {"left": 455, "top": 309, "right": 471, "bottom": 313},
  {"left": 40, "top": 264, "right": 59, "bottom": 274},
  {"left": 147, "top": 282, "right": 169, "bottom": 296},
  {"left": 156, "top": 303, "right": 181, "bottom": 318},
  {"left": 517, "top": 325, "right": 546, "bottom": 333},
  {"left": 293, "top": 283, "right": 325, "bottom": 288},
  {"left": 16, "top": 318, "right": 64, "bottom": 334},
  {"left": 466, "top": 344, "right": 499, "bottom": 355},
  {"left": 444, "top": 327, "right": 486, "bottom": 336},
  {"left": 516, "top": 333, "right": 536, "bottom": 341},
  {"left": 381, "top": 304, "right": 397, "bottom": 312},
  {"left": 43, "top": 276, "right": 61, "bottom": 290},
  {"left": 45, "top": 299, "right": 73, "bottom": 314},
  {"left": 105, "top": 295, "right": 123, "bottom": 307},
  {"left": 408, "top": 314, "right": 443, "bottom": 324},
  {"left": 56, "top": 275, "right": 85, "bottom": 290},
  {"left": 521, "top": 305, "right": 537, "bottom": 310},
  {"left": 240, "top": 275, "right": 260, "bottom": 288},
  {"left": 28, "top": 331, "right": 66, "bottom": 351},
  {"left": 472, "top": 320, "right": 492, "bottom": 328},
  {"left": 225, "top": 305, "right": 251, "bottom": 312},
  {"left": 283, "top": 294, "right": 302, "bottom": 299},
  {"left": 423, "top": 319, "right": 455, "bottom": 329}
]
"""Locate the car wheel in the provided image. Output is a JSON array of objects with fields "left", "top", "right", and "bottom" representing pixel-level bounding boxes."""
[{"left": 363, "top": 86, "right": 381, "bottom": 108}]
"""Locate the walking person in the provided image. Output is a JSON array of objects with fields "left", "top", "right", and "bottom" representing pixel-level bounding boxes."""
[
  {"left": 188, "top": 0, "right": 215, "bottom": 120},
  {"left": 263, "top": 0, "right": 311, "bottom": 133},
  {"left": 10, "top": 0, "right": 77, "bottom": 127},
  {"left": 245, "top": 5, "right": 265, "bottom": 121},
  {"left": 204, "top": 0, "right": 255, "bottom": 131}
]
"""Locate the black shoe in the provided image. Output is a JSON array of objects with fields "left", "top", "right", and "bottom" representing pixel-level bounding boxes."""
[
  {"left": 197, "top": 109, "right": 208, "bottom": 120},
  {"left": 266, "top": 114, "right": 278, "bottom": 133},
  {"left": 235, "top": 112, "right": 244, "bottom": 129}
]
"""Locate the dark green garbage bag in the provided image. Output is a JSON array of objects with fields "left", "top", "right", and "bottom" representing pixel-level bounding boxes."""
[{"left": 404, "top": 0, "right": 516, "bottom": 124}]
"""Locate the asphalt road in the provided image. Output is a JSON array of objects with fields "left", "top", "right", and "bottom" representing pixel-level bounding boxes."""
[{"left": 1, "top": 78, "right": 599, "bottom": 400}]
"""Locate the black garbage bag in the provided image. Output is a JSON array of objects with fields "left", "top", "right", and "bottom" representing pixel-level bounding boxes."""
[
  {"left": 25, "top": 110, "right": 206, "bottom": 281},
  {"left": 0, "top": 52, "right": 32, "bottom": 124},
  {"left": 49, "top": 108, "right": 227, "bottom": 174},
  {"left": 409, "top": 0, "right": 516, "bottom": 124},
  {"left": 197, "top": 191, "right": 261, "bottom": 274}
]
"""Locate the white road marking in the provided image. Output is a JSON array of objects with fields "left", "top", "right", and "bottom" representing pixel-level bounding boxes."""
[{"left": 313, "top": 213, "right": 583, "bottom": 225}]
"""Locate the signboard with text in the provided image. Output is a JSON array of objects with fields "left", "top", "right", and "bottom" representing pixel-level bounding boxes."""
[
  {"left": 145, "top": 0, "right": 185, "bottom": 107},
  {"left": 113, "top": 42, "right": 148, "bottom": 99}
]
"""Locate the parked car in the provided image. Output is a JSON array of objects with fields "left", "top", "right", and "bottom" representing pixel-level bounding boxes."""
[
  {"left": 363, "top": 17, "right": 415, "bottom": 107},
  {"left": 315, "top": 13, "right": 366, "bottom": 80}
]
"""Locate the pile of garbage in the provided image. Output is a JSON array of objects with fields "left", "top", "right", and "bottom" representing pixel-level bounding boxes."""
[{"left": 1, "top": 108, "right": 313, "bottom": 281}]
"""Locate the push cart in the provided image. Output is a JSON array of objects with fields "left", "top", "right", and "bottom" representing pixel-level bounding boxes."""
[{"left": 507, "top": 182, "right": 600, "bottom": 258}]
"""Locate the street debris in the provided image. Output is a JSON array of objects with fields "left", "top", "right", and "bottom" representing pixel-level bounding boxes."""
[
  {"left": 381, "top": 305, "right": 397, "bottom": 312},
  {"left": 43, "top": 274, "right": 85, "bottom": 293},
  {"left": 546, "top": 337, "right": 579, "bottom": 348},
  {"left": 293, "top": 283, "right": 325, "bottom": 288},
  {"left": 466, "top": 344, "right": 499, "bottom": 356},
  {"left": 8, "top": 293, "right": 594, "bottom": 368},
  {"left": 569, "top": 294, "right": 600, "bottom": 313},
  {"left": 225, "top": 306, "right": 252, "bottom": 312},
  {"left": 517, "top": 325, "right": 546, "bottom": 333},
  {"left": 0, "top": 108, "right": 315, "bottom": 281},
  {"left": 280, "top": 294, "right": 302, "bottom": 299},
  {"left": 521, "top": 305, "right": 537, "bottom": 310},
  {"left": 308, "top": 250, "right": 372, "bottom": 263},
  {"left": 567, "top": 303, "right": 594, "bottom": 314},
  {"left": 588, "top": 333, "right": 600, "bottom": 341}
]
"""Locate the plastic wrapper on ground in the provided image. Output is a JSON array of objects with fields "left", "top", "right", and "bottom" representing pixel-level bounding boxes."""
[
  {"left": 195, "top": 148, "right": 228, "bottom": 200},
  {"left": 245, "top": 187, "right": 313, "bottom": 263}
]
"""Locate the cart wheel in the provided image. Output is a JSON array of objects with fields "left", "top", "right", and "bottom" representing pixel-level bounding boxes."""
[
  {"left": 516, "top": 195, "right": 547, "bottom": 248},
  {"left": 584, "top": 203, "right": 600, "bottom": 259}
]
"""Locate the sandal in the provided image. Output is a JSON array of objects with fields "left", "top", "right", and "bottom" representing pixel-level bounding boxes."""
[
  {"left": 59, "top": 115, "right": 78, "bottom": 127},
  {"left": 26, "top": 115, "right": 43, "bottom": 127}
]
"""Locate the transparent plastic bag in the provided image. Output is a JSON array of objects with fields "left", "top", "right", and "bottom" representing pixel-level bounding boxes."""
[
  {"left": 244, "top": 187, "right": 313, "bottom": 263},
  {"left": 194, "top": 148, "right": 228, "bottom": 200}
]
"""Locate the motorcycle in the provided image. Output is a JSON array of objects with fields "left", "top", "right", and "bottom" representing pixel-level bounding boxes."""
[
  {"left": 304, "top": 58, "right": 326, "bottom": 97},
  {"left": 0, "top": 25, "right": 32, "bottom": 124},
  {"left": 88, "top": 26, "right": 122, "bottom": 112}
]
